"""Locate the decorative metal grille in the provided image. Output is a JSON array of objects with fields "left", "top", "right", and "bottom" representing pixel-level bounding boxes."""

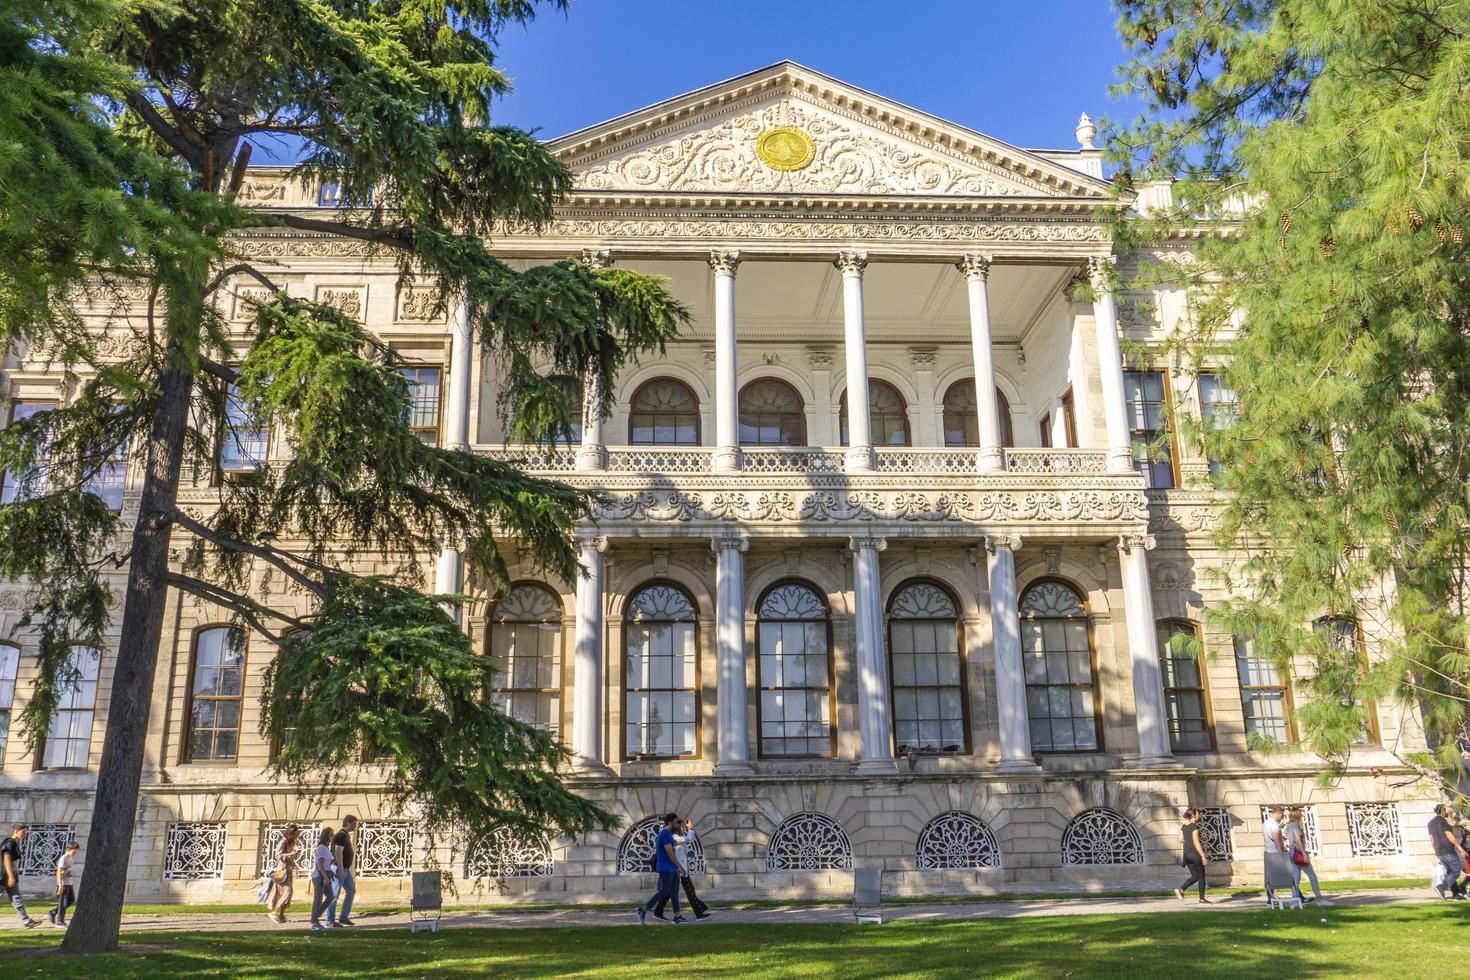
[
  {"left": 163, "top": 822, "right": 228, "bottom": 880},
  {"left": 889, "top": 582, "right": 957, "bottom": 619},
  {"left": 759, "top": 583, "right": 825, "bottom": 619},
  {"left": 355, "top": 821, "right": 414, "bottom": 878},
  {"left": 1197, "top": 808, "right": 1234, "bottom": 861},
  {"left": 494, "top": 583, "right": 562, "bottom": 621},
  {"left": 616, "top": 817, "right": 706, "bottom": 875},
  {"left": 916, "top": 812, "right": 1001, "bottom": 870},
  {"left": 1020, "top": 581, "right": 1086, "bottom": 618},
  {"left": 464, "top": 827, "right": 554, "bottom": 879},
  {"left": 766, "top": 813, "right": 853, "bottom": 872},
  {"left": 258, "top": 822, "right": 320, "bottom": 876},
  {"left": 1259, "top": 805, "right": 1319, "bottom": 855},
  {"left": 1060, "top": 808, "right": 1144, "bottom": 867},
  {"left": 18, "top": 824, "right": 75, "bottom": 878},
  {"left": 1346, "top": 803, "right": 1403, "bottom": 856},
  {"left": 627, "top": 584, "right": 695, "bottom": 622}
]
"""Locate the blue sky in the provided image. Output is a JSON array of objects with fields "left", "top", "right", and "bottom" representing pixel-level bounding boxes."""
[{"left": 487, "top": 1, "right": 1141, "bottom": 150}]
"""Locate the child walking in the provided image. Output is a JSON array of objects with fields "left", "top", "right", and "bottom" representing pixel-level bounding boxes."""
[{"left": 48, "top": 841, "right": 79, "bottom": 928}]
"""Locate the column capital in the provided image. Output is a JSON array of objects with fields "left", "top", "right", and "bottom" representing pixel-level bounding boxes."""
[
  {"left": 707, "top": 249, "right": 742, "bottom": 276},
  {"left": 710, "top": 533, "right": 749, "bottom": 554},
  {"left": 956, "top": 253, "right": 994, "bottom": 281},
  {"left": 847, "top": 534, "right": 887, "bottom": 554},
  {"left": 834, "top": 250, "right": 869, "bottom": 276},
  {"left": 1117, "top": 533, "right": 1156, "bottom": 554},
  {"left": 578, "top": 248, "right": 614, "bottom": 270},
  {"left": 1087, "top": 254, "right": 1117, "bottom": 289},
  {"left": 575, "top": 532, "right": 609, "bottom": 554},
  {"left": 985, "top": 533, "right": 1024, "bottom": 554}
]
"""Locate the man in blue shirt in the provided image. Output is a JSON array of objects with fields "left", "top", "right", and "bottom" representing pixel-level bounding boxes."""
[{"left": 635, "top": 813, "right": 687, "bottom": 925}]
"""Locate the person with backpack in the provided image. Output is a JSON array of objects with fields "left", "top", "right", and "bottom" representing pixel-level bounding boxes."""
[
  {"left": 635, "top": 813, "right": 686, "bottom": 925},
  {"left": 47, "top": 840, "right": 79, "bottom": 928},
  {"left": 2, "top": 824, "right": 40, "bottom": 928}
]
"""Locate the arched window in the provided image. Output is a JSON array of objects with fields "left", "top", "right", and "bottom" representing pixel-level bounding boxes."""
[
  {"left": 1019, "top": 581, "right": 1100, "bottom": 752},
  {"left": 628, "top": 378, "right": 700, "bottom": 446},
  {"left": 941, "top": 379, "right": 1014, "bottom": 448},
  {"left": 547, "top": 374, "right": 582, "bottom": 446},
  {"left": 739, "top": 379, "right": 806, "bottom": 446},
  {"left": 624, "top": 583, "right": 699, "bottom": 759},
  {"left": 888, "top": 582, "right": 967, "bottom": 754},
  {"left": 185, "top": 627, "right": 246, "bottom": 762},
  {"left": 42, "top": 645, "right": 101, "bottom": 769},
  {"left": 840, "top": 380, "right": 910, "bottom": 447},
  {"left": 464, "top": 827, "right": 553, "bottom": 879},
  {"left": 1061, "top": 808, "right": 1144, "bottom": 866},
  {"left": 765, "top": 812, "right": 852, "bottom": 871},
  {"left": 1157, "top": 620, "right": 1213, "bottom": 752},
  {"left": 490, "top": 584, "right": 564, "bottom": 734},
  {"left": 917, "top": 812, "right": 1002, "bottom": 869},
  {"left": 756, "top": 582, "right": 832, "bottom": 758},
  {"left": 617, "top": 816, "right": 706, "bottom": 874}
]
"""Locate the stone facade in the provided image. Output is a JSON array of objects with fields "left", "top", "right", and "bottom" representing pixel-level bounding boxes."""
[{"left": 0, "top": 62, "right": 1437, "bottom": 903}]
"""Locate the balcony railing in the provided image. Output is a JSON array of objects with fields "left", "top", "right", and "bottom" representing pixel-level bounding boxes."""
[{"left": 476, "top": 445, "right": 1113, "bottom": 477}]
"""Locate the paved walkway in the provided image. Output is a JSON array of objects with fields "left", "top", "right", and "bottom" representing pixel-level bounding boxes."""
[{"left": 6, "top": 886, "right": 1448, "bottom": 933}]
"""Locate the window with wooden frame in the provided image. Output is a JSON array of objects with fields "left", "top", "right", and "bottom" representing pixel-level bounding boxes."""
[
  {"left": 628, "top": 378, "right": 700, "bottom": 446},
  {"left": 400, "top": 366, "right": 442, "bottom": 446},
  {"left": 940, "top": 379, "right": 1014, "bottom": 449},
  {"left": 1060, "top": 388, "right": 1078, "bottom": 448},
  {"left": 1019, "top": 580, "right": 1101, "bottom": 752},
  {"left": 0, "top": 643, "right": 18, "bottom": 763},
  {"left": 1313, "top": 616, "right": 1379, "bottom": 745},
  {"left": 489, "top": 583, "right": 564, "bottom": 735},
  {"left": 888, "top": 581, "right": 968, "bottom": 755},
  {"left": 1, "top": 400, "right": 56, "bottom": 503},
  {"left": 184, "top": 626, "right": 247, "bottom": 762},
  {"left": 1039, "top": 412, "right": 1053, "bottom": 448},
  {"left": 840, "top": 379, "right": 910, "bottom": 447},
  {"left": 756, "top": 582, "right": 833, "bottom": 758},
  {"left": 1197, "top": 372, "right": 1238, "bottom": 475},
  {"left": 739, "top": 378, "right": 806, "bottom": 447},
  {"left": 623, "top": 583, "right": 699, "bottom": 759},
  {"left": 1156, "top": 620, "right": 1214, "bottom": 752},
  {"left": 40, "top": 645, "right": 101, "bottom": 769},
  {"left": 219, "top": 383, "right": 269, "bottom": 473},
  {"left": 1233, "top": 637, "right": 1293, "bottom": 744},
  {"left": 1123, "top": 369, "right": 1178, "bottom": 488}
]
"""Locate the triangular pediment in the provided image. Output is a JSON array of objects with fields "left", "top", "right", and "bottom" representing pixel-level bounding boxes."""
[{"left": 552, "top": 62, "right": 1109, "bottom": 200}]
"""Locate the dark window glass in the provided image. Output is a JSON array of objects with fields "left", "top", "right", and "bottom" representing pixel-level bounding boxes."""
[
  {"left": 739, "top": 379, "right": 806, "bottom": 447},
  {"left": 840, "top": 380, "right": 910, "bottom": 447},
  {"left": 1157, "top": 621, "right": 1213, "bottom": 752},
  {"left": 888, "top": 582, "right": 966, "bottom": 754},
  {"left": 1123, "top": 370, "right": 1176, "bottom": 488},
  {"left": 1019, "top": 582, "right": 1100, "bottom": 752},
  {"left": 629, "top": 379, "right": 700, "bottom": 446},
  {"left": 400, "top": 367, "right": 442, "bottom": 445}
]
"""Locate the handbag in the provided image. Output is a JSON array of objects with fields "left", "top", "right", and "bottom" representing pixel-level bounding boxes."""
[{"left": 1290, "top": 847, "right": 1309, "bottom": 867}]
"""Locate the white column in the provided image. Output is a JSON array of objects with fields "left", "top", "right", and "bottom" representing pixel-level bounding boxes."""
[
  {"left": 710, "top": 250, "right": 742, "bottom": 473},
  {"left": 837, "top": 251, "right": 875, "bottom": 473},
  {"left": 576, "top": 249, "right": 612, "bottom": 472},
  {"left": 986, "top": 534, "right": 1037, "bottom": 772},
  {"left": 1089, "top": 256, "right": 1135, "bottom": 473},
  {"left": 435, "top": 295, "right": 475, "bottom": 617},
  {"left": 712, "top": 534, "right": 752, "bottom": 774},
  {"left": 571, "top": 535, "right": 608, "bottom": 768},
  {"left": 958, "top": 254, "right": 1006, "bottom": 472},
  {"left": 1117, "top": 533, "right": 1173, "bottom": 766},
  {"left": 849, "top": 535, "right": 892, "bottom": 773}
]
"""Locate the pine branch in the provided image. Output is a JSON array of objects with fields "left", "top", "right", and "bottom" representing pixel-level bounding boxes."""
[
  {"left": 163, "top": 572, "right": 303, "bottom": 641},
  {"left": 168, "top": 508, "right": 327, "bottom": 601}
]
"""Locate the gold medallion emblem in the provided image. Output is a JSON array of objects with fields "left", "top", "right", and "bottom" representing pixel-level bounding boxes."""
[{"left": 755, "top": 127, "right": 815, "bottom": 172}]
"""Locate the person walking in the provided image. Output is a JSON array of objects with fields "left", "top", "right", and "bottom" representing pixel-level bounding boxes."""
[
  {"left": 48, "top": 840, "right": 79, "bottom": 928},
  {"left": 655, "top": 817, "right": 710, "bottom": 921},
  {"left": 1452, "top": 814, "right": 1470, "bottom": 897},
  {"left": 635, "top": 813, "right": 686, "bottom": 925},
  {"left": 1284, "top": 807, "right": 1333, "bottom": 906},
  {"left": 2, "top": 824, "right": 40, "bottom": 928},
  {"left": 266, "top": 825, "right": 300, "bottom": 923},
  {"left": 309, "top": 826, "right": 338, "bottom": 932},
  {"left": 1261, "top": 804, "right": 1293, "bottom": 905},
  {"left": 330, "top": 815, "right": 358, "bottom": 927},
  {"left": 1174, "top": 808, "right": 1210, "bottom": 904},
  {"left": 1428, "top": 803, "right": 1467, "bottom": 899}
]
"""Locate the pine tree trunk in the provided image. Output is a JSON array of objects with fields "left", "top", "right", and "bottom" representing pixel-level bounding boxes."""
[{"left": 59, "top": 354, "right": 193, "bottom": 954}]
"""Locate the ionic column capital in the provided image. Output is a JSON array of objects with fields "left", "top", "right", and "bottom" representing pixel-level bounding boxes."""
[
  {"left": 985, "top": 533, "right": 1024, "bottom": 554},
  {"left": 847, "top": 534, "right": 888, "bottom": 554},
  {"left": 707, "top": 249, "right": 742, "bottom": 276},
  {"left": 579, "top": 248, "right": 614, "bottom": 270},
  {"left": 956, "top": 253, "right": 994, "bottom": 281},
  {"left": 834, "top": 250, "right": 869, "bottom": 277},
  {"left": 1117, "top": 533, "right": 1156, "bottom": 555},
  {"left": 710, "top": 533, "right": 749, "bottom": 554}
]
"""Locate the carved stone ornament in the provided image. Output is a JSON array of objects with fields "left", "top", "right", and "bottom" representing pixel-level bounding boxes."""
[
  {"left": 985, "top": 533, "right": 1023, "bottom": 554},
  {"left": 707, "top": 249, "right": 742, "bottom": 276},
  {"left": 956, "top": 253, "right": 993, "bottom": 281},
  {"left": 232, "top": 285, "right": 275, "bottom": 321},
  {"left": 396, "top": 288, "right": 446, "bottom": 324},
  {"left": 834, "top": 250, "right": 869, "bottom": 275},
  {"left": 908, "top": 346, "right": 937, "bottom": 368},
  {"left": 579, "top": 248, "right": 613, "bottom": 270},
  {"left": 314, "top": 285, "right": 365, "bottom": 319},
  {"left": 1117, "top": 533, "right": 1157, "bottom": 554},
  {"left": 805, "top": 346, "right": 835, "bottom": 369},
  {"left": 754, "top": 126, "right": 816, "bottom": 172}
]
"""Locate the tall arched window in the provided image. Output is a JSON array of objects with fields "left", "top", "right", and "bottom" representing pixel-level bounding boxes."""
[
  {"left": 1313, "top": 616, "right": 1378, "bottom": 745},
  {"left": 840, "top": 380, "right": 910, "bottom": 447},
  {"left": 888, "top": 582, "right": 967, "bottom": 754},
  {"left": 941, "top": 380, "right": 1014, "bottom": 448},
  {"left": 624, "top": 583, "right": 699, "bottom": 759},
  {"left": 490, "top": 584, "right": 564, "bottom": 734},
  {"left": 185, "top": 626, "right": 246, "bottom": 762},
  {"left": 547, "top": 375, "right": 582, "bottom": 446},
  {"left": 1157, "top": 620, "right": 1213, "bottom": 751},
  {"left": 42, "top": 645, "right": 101, "bottom": 769},
  {"left": 739, "top": 379, "right": 806, "bottom": 446},
  {"left": 1019, "top": 581, "right": 1100, "bottom": 752},
  {"left": 756, "top": 582, "right": 833, "bottom": 758},
  {"left": 628, "top": 378, "right": 700, "bottom": 446}
]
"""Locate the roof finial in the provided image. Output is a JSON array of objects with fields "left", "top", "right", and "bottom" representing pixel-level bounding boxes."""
[{"left": 1075, "top": 112, "right": 1097, "bottom": 151}]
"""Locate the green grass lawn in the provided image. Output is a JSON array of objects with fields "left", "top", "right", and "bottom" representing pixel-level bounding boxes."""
[{"left": 2, "top": 902, "right": 1463, "bottom": 978}]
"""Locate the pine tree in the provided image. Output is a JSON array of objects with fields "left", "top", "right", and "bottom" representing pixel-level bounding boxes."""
[
  {"left": 0, "top": 0, "right": 688, "bottom": 952},
  {"left": 1108, "top": 2, "right": 1470, "bottom": 787}
]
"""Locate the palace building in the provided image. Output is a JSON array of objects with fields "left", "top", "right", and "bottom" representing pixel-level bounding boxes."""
[{"left": 0, "top": 63, "right": 1434, "bottom": 901}]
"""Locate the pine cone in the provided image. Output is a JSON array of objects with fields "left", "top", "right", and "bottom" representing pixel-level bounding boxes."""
[{"left": 1406, "top": 206, "right": 1424, "bottom": 230}]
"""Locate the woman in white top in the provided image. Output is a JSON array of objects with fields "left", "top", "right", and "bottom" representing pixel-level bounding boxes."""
[
  {"left": 1285, "top": 808, "right": 1333, "bottom": 907},
  {"left": 310, "top": 826, "right": 337, "bottom": 931}
]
